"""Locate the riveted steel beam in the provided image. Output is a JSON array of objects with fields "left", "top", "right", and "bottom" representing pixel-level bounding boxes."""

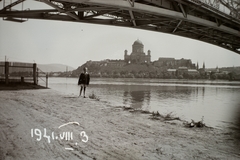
[
  {"left": 53, "top": 0, "right": 239, "bottom": 36},
  {"left": 41, "top": 0, "right": 79, "bottom": 20},
  {"left": 0, "top": 0, "right": 239, "bottom": 54}
]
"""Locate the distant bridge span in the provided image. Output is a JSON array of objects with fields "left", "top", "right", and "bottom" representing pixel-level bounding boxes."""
[{"left": 1, "top": 0, "right": 240, "bottom": 54}]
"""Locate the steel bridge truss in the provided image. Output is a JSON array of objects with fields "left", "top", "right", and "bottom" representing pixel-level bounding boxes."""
[{"left": 0, "top": 0, "right": 240, "bottom": 54}]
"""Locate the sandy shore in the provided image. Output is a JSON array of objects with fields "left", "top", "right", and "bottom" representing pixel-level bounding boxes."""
[{"left": 0, "top": 89, "right": 240, "bottom": 160}]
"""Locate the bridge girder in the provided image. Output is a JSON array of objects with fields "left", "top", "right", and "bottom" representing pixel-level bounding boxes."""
[{"left": 0, "top": 0, "right": 240, "bottom": 54}]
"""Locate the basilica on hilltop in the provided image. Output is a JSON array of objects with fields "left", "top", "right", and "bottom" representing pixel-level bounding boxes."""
[
  {"left": 85, "top": 39, "right": 198, "bottom": 72},
  {"left": 124, "top": 39, "right": 151, "bottom": 64}
]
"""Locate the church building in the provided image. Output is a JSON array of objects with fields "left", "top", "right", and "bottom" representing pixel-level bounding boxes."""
[{"left": 124, "top": 39, "right": 151, "bottom": 64}]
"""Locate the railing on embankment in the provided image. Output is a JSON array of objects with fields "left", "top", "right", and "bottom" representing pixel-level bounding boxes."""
[
  {"left": 0, "top": 61, "right": 48, "bottom": 88},
  {"left": 37, "top": 67, "right": 48, "bottom": 88}
]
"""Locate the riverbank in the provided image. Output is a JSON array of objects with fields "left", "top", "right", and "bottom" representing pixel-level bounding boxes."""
[
  {"left": 0, "top": 82, "right": 47, "bottom": 90},
  {"left": 0, "top": 89, "right": 240, "bottom": 159}
]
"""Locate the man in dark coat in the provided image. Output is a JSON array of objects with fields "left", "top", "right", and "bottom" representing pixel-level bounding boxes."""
[{"left": 78, "top": 67, "right": 90, "bottom": 98}]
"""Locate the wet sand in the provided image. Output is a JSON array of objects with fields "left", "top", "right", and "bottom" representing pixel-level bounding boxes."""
[{"left": 0, "top": 89, "right": 240, "bottom": 160}]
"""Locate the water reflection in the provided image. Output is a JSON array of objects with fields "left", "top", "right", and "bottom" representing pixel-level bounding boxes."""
[
  {"left": 48, "top": 77, "right": 240, "bottom": 131},
  {"left": 155, "top": 86, "right": 193, "bottom": 104},
  {"left": 123, "top": 89, "right": 151, "bottom": 110},
  {"left": 202, "top": 87, "right": 205, "bottom": 98}
]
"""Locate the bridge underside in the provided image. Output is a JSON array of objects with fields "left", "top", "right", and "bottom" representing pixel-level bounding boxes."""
[{"left": 0, "top": 0, "right": 240, "bottom": 54}]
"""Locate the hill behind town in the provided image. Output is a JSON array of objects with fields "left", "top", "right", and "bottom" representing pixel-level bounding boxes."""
[{"left": 38, "top": 64, "right": 75, "bottom": 73}]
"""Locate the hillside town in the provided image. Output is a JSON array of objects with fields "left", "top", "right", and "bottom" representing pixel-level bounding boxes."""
[{"left": 54, "top": 39, "right": 239, "bottom": 80}]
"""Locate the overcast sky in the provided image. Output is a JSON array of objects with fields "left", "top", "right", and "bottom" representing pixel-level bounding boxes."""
[{"left": 0, "top": 1, "right": 240, "bottom": 69}]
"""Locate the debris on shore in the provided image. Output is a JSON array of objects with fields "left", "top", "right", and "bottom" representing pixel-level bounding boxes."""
[
  {"left": 183, "top": 116, "right": 205, "bottom": 128},
  {"left": 122, "top": 106, "right": 206, "bottom": 128},
  {"left": 150, "top": 111, "right": 181, "bottom": 121}
]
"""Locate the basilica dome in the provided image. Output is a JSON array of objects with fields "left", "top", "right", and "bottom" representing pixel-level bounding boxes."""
[{"left": 133, "top": 39, "right": 143, "bottom": 45}]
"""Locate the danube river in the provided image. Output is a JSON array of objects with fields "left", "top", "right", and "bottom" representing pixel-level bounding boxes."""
[{"left": 45, "top": 77, "right": 240, "bottom": 131}]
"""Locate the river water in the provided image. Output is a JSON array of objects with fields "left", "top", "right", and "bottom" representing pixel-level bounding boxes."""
[{"left": 45, "top": 77, "right": 240, "bottom": 131}]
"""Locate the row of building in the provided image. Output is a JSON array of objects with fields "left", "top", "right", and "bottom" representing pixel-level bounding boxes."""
[{"left": 87, "top": 39, "right": 209, "bottom": 76}]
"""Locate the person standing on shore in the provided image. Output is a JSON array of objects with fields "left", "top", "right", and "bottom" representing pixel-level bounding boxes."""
[{"left": 78, "top": 67, "right": 90, "bottom": 98}]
